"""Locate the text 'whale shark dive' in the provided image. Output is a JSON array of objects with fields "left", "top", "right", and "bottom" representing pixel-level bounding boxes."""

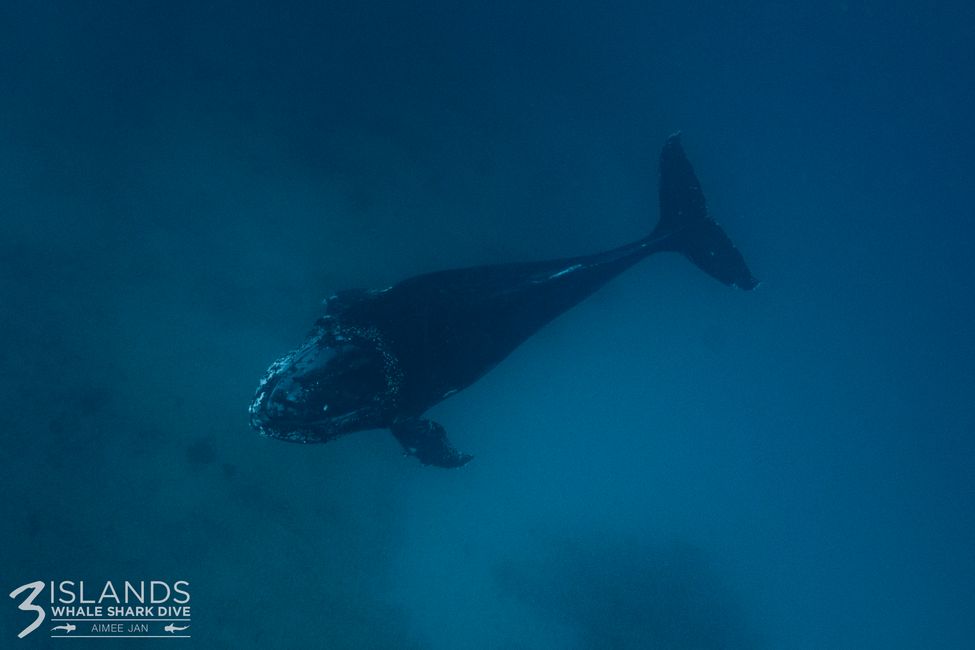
[{"left": 250, "top": 134, "right": 758, "bottom": 468}]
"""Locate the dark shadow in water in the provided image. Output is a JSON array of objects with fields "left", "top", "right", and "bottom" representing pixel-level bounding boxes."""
[
  {"left": 185, "top": 438, "right": 217, "bottom": 466},
  {"left": 494, "top": 533, "right": 764, "bottom": 650}
]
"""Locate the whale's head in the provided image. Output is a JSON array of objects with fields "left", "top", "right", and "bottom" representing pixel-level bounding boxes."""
[{"left": 249, "top": 320, "right": 393, "bottom": 443}]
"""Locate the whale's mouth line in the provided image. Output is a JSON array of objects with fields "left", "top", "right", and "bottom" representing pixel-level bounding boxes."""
[
  {"left": 255, "top": 416, "right": 331, "bottom": 429},
  {"left": 250, "top": 402, "right": 380, "bottom": 441},
  {"left": 250, "top": 415, "right": 334, "bottom": 443}
]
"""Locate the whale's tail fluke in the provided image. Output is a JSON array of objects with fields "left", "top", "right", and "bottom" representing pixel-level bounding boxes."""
[{"left": 650, "top": 133, "right": 759, "bottom": 290}]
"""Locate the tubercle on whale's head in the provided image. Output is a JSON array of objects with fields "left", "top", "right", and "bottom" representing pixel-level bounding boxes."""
[{"left": 248, "top": 319, "right": 387, "bottom": 443}]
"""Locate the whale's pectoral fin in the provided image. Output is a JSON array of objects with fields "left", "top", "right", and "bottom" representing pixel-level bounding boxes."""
[{"left": 390, "top": 418, "right": 473, "bottom": 468}]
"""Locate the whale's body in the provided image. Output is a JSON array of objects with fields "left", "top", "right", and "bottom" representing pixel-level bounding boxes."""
[{"left": 249, "top": 135, "right": 757, "bottom": 467}]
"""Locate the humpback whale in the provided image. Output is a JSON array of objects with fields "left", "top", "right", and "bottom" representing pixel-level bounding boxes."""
[{"left": 249, "top": 134, "right": 757, "bottom": 467}]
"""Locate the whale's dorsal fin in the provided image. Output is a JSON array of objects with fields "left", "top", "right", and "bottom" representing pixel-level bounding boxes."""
[{"left": 390, "top": 418, "right": 473, "bottom": 468}]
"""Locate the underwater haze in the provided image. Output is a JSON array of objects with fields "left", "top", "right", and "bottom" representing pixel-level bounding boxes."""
[{"left": 2, "top": 1, "right": 973, "bottom": 648}]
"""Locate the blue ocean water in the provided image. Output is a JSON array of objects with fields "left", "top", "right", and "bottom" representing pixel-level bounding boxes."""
[{"left": 1, "top": 1, "right": 972, "bottom": 647}]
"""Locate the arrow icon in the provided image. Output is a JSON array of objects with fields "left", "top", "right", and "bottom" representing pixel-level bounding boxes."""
[
  {"left": 51, "top": 624, "right": 76, "bottom": 634},
  {"left": 164, "top": 623, "right": 190, "bottom": 634}
]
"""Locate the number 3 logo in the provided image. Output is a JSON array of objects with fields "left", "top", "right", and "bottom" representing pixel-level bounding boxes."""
[{"left": 9, "top": 581, "right": 45, "bottom": 638}]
